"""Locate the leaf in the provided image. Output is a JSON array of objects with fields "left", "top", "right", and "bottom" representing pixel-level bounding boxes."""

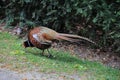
[
  {"left": 93, "top": 17, "right": 98, "bottom": 23},
  {"left": 32, "top": 12, "right": 36, "bottom": 18},
  {"left": 46, "top": 10, "right": 57, "bottom": 16},
  {"left": 88, "top": 5, "right": 92, "bottom": 10},
  {"left": 66, "top": 8, "right": 72, "bottom": 12},
  {"left": 76, "top": 8, "right": 83, "bottom": 14},
  {"left": 24, "top": 0, "right": 31, "bottom": 3}
]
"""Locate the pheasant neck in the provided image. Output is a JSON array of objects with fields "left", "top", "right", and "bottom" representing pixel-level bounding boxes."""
[{"left": 27, "top": 40, "right": 34, "bottom": 47}]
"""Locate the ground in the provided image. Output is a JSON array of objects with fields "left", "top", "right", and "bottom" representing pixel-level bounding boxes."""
[
  {"left": 54, "top": 42, "right": 120, "bottom": 69},
  {"left": 0, "top": 24, "right": 120, "bottom": 80},
  {"left": 0, "top": 67, "right": 81, "bottom": 80}
]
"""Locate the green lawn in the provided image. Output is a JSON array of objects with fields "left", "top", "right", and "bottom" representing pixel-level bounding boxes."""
[{"left": 0, "top": 32, "right": 120, "bottom": 80}]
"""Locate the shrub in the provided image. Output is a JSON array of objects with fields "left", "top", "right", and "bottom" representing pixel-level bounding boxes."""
[{"left": 0, "top": 0, "right": 120, "bottom": 53}]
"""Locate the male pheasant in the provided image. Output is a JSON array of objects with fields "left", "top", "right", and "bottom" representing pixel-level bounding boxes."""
[{"left": 23, "top": 26, "right": 96, "bottom": 57}]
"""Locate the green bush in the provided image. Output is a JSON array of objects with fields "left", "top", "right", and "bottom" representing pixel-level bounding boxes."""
[{"left": 0, "top": 0, "right": 120, "bottom": 53}]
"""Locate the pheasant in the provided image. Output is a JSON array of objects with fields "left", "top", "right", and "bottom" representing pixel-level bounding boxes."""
[{"left": 23, "top": 26, "right": 96, "bottom": 57}]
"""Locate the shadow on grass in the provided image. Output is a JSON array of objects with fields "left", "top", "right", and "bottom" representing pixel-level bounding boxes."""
[{"left": 25, "top": 48, "right": 86, "bottom": 65}]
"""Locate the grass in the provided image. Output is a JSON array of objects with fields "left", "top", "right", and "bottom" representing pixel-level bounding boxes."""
[{"left": 0, "top": 32, "right": 120, "bottom": 80}]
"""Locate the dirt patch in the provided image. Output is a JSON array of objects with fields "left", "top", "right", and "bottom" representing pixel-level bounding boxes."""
[{"left": 53, "top": 42, "right": 120, "bottom": 69}]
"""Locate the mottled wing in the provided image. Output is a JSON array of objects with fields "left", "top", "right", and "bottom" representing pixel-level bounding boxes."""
[{"left": 32, "top": 33, "right": 52, "bottom": 44}]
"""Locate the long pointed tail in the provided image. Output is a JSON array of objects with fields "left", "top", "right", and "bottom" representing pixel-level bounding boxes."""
[{"left": 57, "top": 33, "right": 96, "bottom": 44}]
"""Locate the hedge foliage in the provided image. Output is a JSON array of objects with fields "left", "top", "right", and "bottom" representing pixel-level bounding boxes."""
[{"left": 0, "top": 0, "right": 120, "bottom": 53}]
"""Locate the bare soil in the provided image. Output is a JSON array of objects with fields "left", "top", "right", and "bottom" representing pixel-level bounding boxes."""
[{"left": 53, "top": 42, "right": 120, "bottom": 69}]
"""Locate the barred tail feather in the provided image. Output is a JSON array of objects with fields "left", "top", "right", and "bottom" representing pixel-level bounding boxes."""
[
  {"left": 56, "top": 35, "right": 80, "bottom": 42},
  {"left": 58, "top": 33, "right": 96, "bottom": 44}
]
